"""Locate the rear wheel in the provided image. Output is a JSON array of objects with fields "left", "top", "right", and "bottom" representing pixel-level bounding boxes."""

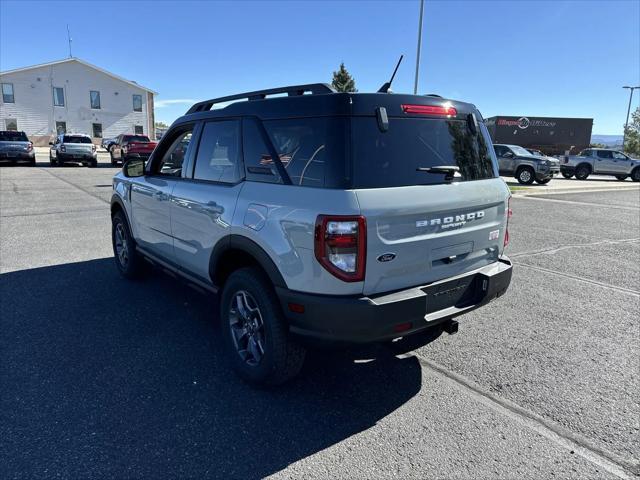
[
  {"left": 561, "top": 172, "right": 573, "bottom": 179},
  {"left": 574, "top": 164, "right": 590, "bottom": 180},
  {"left": 516, "top": 167, "right": 535, "bottom": 185},
  {"left": 632, "top": 168, "right": 640, "bottom": 182},
  {"left": 111, "top": 211, "right": 144, "bottom": 279},
  {"left": 220, "top": 267, "right": 306, "bottom": 386},
  {"left": 88, "top": 159, "right": 97, "bottom": 168},
  {"left": 110, "top": 151, "right": 117, "bottom": 166},
  {"left": 615, "top": 175, "right": 627, "bottom": 181},
  {"left": 535, "top": 178, "right": 551, "bottom": 185}
]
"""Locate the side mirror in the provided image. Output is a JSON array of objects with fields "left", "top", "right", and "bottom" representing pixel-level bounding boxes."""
[
  {"left": 49, "top": 142, "right": 54, "bottom": 146},
  {"left": 123, "top": 158, "right": 145, "bottom": 178},
  {"left": 503, "top": 152, "right": 514, "bottom": 158}
]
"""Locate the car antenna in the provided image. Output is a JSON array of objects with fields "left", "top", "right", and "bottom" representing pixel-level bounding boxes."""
[{"left": 377, "top": 55, "right": 404, "bottom": 93}]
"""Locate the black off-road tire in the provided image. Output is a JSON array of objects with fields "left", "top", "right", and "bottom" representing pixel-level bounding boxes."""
[
  {"left": 615, "top": 175, "right": 627, "bottom": 181},
  {"left": 535, "top": 178, "right": 551, "bottom": 185},
  {"left": 516, "top": 166, "right": 535, "bottom": 185},
  {"left": 561, "top": 172, "right": 573, "bottom": 179},
  {"left": 111, "top": 211, "right": 145, "bottom": 279},
  {"left": 631, "top": 168, "right": 640, "bottom": 182},
  {"left": 574, "top": 164, "right": 590, "bottom": 180},
  {"left": 88, "top": 160, "right": 97, "bottom": 168},
  {"left": 110, "top": 151, "right": 117, "bottom": 166},
  {"left": 220, "top": 267, "right": 306, "bottom": 386}
]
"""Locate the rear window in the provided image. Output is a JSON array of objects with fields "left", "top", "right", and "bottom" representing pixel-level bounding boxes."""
[
  {"left": 351, "top": 117, "right": 496, "bottom": 187},
  {"left": 0, "top": 131, "right": 28, "bottom": 141},
  {"left": 63, "top": 135, "right": 92, "bottom": 144},
  {"left": 125, "top": 135, "right": 150, "bottom": 143}
]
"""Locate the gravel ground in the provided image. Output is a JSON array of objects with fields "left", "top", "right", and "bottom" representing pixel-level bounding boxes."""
[{"left": 1, "top": 163, "right": 638, "bottom": 479}]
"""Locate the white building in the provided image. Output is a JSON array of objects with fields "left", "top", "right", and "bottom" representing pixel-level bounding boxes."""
[{"left": 0, "top": 58, "right": 156, "bottom": 145}]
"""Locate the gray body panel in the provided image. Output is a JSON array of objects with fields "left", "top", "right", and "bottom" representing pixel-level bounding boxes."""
[
  {"left": 564, "top": 149, "right": 639, "bottom": 176},
  {"left": 50, "top": 134, "right": 97, "bottom": 160},
  {"left": 0, "top": 140, "right": 31, "bottom": 157},
  {"left": 494, "top": 144, "right": 559, "bottom": 178}
]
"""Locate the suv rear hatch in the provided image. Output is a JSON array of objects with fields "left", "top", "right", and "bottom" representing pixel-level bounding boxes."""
[
  {"left": 350, "top": 98, "right": 509, "bottom": 295},
  {"left": 63, "top": 135, "right": 94, "bottom": 155}
]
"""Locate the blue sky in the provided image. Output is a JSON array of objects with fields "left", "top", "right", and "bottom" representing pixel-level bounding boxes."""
[{"left": 1, "top": 0, "right": 638, "bottom": 134}]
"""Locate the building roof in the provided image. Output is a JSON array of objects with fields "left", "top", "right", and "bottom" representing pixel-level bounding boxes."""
[{"left": 0, "top": 57, "right": 157, "bottom": 95}]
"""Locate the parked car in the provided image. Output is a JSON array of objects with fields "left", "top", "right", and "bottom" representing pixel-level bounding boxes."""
[
  {"left": 111, "top": 83, "right": 513, "bottom": 385},
  {"left": 0, "top": 130, "right": 35, "bottom": 166},
  {"left": 494, "top": 144, "right": 560, "bottom": 184},
  {"left": 101, "top": 137, "right": 117, "bottom": 152},
  {"left": 49, "top": 134, "right": 97, "bottom": 167},
  {"left": 110, "top": 134, "right": 157, "bottom": 166},
  {"left": 560, "top": 148, "right": 640, "bottom": 181}
]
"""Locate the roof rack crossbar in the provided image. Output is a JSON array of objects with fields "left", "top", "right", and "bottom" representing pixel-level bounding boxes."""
[{"left": 186, "top": 83, "right": 336, "bottom": 114}]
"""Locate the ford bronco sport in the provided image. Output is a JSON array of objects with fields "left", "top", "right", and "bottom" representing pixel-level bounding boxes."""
[{"left": 111, "top": 83, "right": 513, "bottom": 385}]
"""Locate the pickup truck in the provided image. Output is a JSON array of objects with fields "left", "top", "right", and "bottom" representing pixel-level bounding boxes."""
[
  {"left": 0, "top": 131, "right": 35, "bottom": 166},
  {"left": 561, "top": 148, "right": 640, "bottom": 181},
  {"left": 494, "top": 143, "right": 560, "bottom": 184},
  {"left": 110, "top": 134, "right": 157, "bottom": 166}
]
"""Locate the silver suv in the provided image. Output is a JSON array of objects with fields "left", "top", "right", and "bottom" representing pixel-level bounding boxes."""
[
  {"left": 49, "top": 133, "right": 97, "bottom": 167},
  {"left": 561, "top": 148, "right": 640, "bottom": 181},
  {"left": 110, "top": 84, "right": 513, "bottom": 385},
  {"left": 494, "top": 144, "right": 560, "bottom": 184}
]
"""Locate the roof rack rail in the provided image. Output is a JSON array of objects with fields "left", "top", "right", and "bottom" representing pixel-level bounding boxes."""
[{"left": 186, "top": 83, "right": 336, "bottom": 114}]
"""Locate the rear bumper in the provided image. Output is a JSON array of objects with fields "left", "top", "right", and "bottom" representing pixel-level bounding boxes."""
[
  {"left": 0, "top": 152, "right": 35, "bottom": 161},
  {"left": 277, "top": 256, "right": 513, "bottom": 344},
  {"left": 58, "top": 153, "right": 96, "bottom": 161}
]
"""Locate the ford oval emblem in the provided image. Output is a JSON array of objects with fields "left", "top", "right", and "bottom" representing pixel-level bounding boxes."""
[{"left": 377, "top": 253, "right": 396, "bottom": 263}]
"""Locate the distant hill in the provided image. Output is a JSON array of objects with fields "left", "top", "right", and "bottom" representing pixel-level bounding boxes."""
[{"left": 591, "top": 134, "right": 623, "bottom": 147}]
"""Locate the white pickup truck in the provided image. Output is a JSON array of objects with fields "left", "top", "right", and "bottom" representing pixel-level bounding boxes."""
[{"left": 561, "top": 148, "right": 640, "bottom": 181}]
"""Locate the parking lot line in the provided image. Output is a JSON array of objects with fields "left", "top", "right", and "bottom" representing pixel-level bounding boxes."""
[
  {"left": 415, "top": 356, "right": 637, "bottom": 480},
  {"left": 516, "top": 195, "right": 640, "bottom": 211},
  {"left": 516, "top": 263, "right": 640, "bottom": 296}
]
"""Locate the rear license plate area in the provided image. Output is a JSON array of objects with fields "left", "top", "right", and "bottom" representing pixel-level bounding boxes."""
[{"left": 423, "top": 275, "right": 481, "bottom": 314}]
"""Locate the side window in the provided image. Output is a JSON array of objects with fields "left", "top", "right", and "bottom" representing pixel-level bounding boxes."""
[
  {"left": 493, "top": 145, "right": 505, "bottom": 156},
  {"left": 612, "top": 152, "right": 627, "bottom": 160},
  {"left": 53, "top": 87, "right": 65, "bottom": 106},
  {"left": 242, "top": 118, "right": 282, "bottom": 184},
  {"left": 193, "top": 120, "right": 241, "bottom": 183},
  {"left": 2, "top": 83, "right": 15, "bottom": 103},
  {"left": 597, "top": 150, "right": 612, "bottom": 159},
  {"left": 264, "top": 118, "right": 329, "bottom": 187},
  {"left": 153, "top": 129, "right": 193, "bottom": 177}
]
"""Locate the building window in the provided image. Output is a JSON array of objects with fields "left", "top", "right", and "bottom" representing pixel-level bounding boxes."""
[
  {"left": 56, "top": 121, "right": 66, "bottom": 134},
  {"left": 134, "top": 125, "right": 144, "bottom": 135},
  {"left": 53, "top": 87, "right": 65, "bottom": 107},
  {"left": 5, "top": 118, "right": 18, "bottom": 131},
  {"left": 133, "top": 94, "right": 142, "bottom": 112},
  {"left": 90, "top": 90, "right": 101, "bottom": 109},
  {"left": 92, "top": 123, "right": 103, "bottom": 138},
  {"left": 1, "top": 83, "right": 14, "bottom": 103}
]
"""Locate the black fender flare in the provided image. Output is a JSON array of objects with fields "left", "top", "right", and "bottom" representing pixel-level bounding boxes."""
[
  {"left": 209, "top": 235, "right": 287, "bottom": 289},
  {"left": 110, "top": 194, "right": 132, "bottom": 229}
]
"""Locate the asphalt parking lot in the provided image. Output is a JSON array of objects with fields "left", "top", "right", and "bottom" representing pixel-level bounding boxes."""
[{"left": 1, "top": 155, "right": 639, "bottom": 479}]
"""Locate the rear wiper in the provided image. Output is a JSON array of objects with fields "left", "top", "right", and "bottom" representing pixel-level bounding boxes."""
[{"left": 416, "top": 166, "right": 461, "bottom": 183}]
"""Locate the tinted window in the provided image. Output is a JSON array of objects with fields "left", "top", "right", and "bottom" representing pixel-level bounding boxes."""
[
  {"left": 351, "top": 117, "right": 495, "bottom": 187},
  {"left": 0, "top": 131, "right": 27, "bottom": 141},
  {"left": 597, "top": 150, "right": 612, "bottom": 159},
  {"left": 494, "top": 145, "right": 506, "bottom": 156},
  {"left": 63, "top": 135, "right": 92, "bottom": 144},
  {"left": 155, "top": 129, "right": 193, "bottom": 177},
  {"left": 242, "top": 118, "right": 282, "bottom": 184},
  {"left": 124, "top": 135, "right": 150, "bottom": 143},
  {"left": 612, "top": 152, "right": 627, "bottom": 160},
  {"left": 263, "top": 117, "right": 348, "bottom": 188},
  {"left": 193, "top": 121, "right": 241, "bottom": 183},
  {"left": 133, "top": 95, "right": 142, "bottom": 112}
]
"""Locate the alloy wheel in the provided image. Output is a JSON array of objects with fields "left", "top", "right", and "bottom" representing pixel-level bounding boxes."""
[
  {"left": 114, "top": 223, "right": 129, "bottom": 267},
  {"left": 229, "top": 290, "right": 266, "bottom": 366}
]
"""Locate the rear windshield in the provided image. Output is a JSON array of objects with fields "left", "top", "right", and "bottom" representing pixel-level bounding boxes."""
[
  {"left": 0, "top": 131, "right": 28, "bottom": 141},
  {"left": 125, "top": 135, "right": 150, "bottom": 143},
  {"left": 351, "top": 117, "right": 496, "bottom": 187},
  {"left": 63, "top": 135, "right": 92, "bottom": 144}
]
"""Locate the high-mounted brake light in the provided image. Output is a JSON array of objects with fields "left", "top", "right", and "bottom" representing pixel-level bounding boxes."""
[
  {"left": 401, "top": 104, "right": 457, "bottom": 117},
  {"left": 314, "top": 215, "right": 366, "bottom": 282}
]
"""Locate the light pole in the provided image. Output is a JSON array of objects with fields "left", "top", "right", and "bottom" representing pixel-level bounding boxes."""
[
  {"left": 413, "top": 0, "right": 425, "bottom": 94},
  {"left": 622, "top": 85, "right": 640, "bottom": 149}
]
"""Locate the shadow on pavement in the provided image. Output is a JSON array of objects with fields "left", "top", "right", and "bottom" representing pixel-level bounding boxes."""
[{"left": 0, "top": 258, "right": 422, "bottom": 478}]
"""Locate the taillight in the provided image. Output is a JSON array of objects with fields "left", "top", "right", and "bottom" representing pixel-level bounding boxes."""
[
  {"left": 92, "top": 144, "right": 96, "bottom": 153},
  {"left": 60, "top": 144, "right": 66, "bottom": 152},
  {"left": 26, "top": 142, "right": 33, "bottom": 152},
  {"left": 401, "top": 104, "right": 457, "bottom": 117},
  {"left": 314, "top": 215, "right": 366, "bottom": 282},
  {"left": 504, "top": 196, "right": 512, "bottom": 247}
]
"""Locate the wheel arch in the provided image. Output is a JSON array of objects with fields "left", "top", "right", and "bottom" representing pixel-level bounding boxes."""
[
  {"left": 575, "top": 162, "right": 592, "bottom": 173},
  {"left": 209, "top": 235, "right": 287, "bottom": 291}
]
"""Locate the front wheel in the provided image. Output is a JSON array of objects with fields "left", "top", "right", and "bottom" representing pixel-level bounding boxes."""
[
  {"left": 516, "top": 167, "right": 535, "bottom": 185},
  {"left": 575, "top": 165, "right": 590, "bottom": 180},
  {"left": 220, "top": 267, "right": 306, "bottom": 386},
  {"left": 561, "top": 172, "right": 573, "bottom": 179},
  {"left": 111, "top": 211, "right": 145, "bottom": 279},
  {"left": 88, "top": 159, "right": 97, "bottom": 168},
  {"left": 631, "top": 168, "right": 640, "bottom": 182},
  {"left": 535, "top": 178, "right": 551, "bottom": 185}
]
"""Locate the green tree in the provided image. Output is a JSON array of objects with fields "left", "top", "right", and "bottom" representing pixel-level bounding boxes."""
[
  {"left": 589, "top": 143, "right": 607, "bottom": 148},
  {"left": 623, "top": 106, "right": 640, "bottom": 156},
  {"left": 155, "top": 121, "right": 169, "bottom": 129},
  {"left": 331, "top": 62, "right": 357, "bottom": 92}
]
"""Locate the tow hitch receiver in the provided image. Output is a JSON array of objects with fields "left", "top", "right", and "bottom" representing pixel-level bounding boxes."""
[{"left": 443, "top": 320, "right": 459, "bottom": 335}]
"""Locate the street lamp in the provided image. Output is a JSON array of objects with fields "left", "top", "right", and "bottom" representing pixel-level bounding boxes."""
[
  {"left": 413, "top": 0, "right": 425, "bottom": 94},
  {"left": 622, "top": 85, "right": 640, "bottom": 150}
]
